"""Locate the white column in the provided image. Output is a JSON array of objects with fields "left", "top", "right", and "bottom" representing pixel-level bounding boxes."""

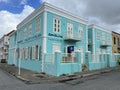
[
  {"left": 86, "top": 25, "right": 88, "bottom": 52},
  {"left": 93, "top": 28, "right": 95, "bottom": 55},
  {"left": 41, "top": 11, "right": 47, "bottom": 72},
  {"left": 13, "top": 48, "right": 16, "bottom": 65}
]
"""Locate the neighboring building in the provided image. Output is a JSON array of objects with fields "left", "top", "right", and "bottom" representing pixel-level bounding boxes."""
[
  {"left": 0, "top": 30, "right": 16, "bottom": 62},
  {"left": 87, "top": 24, "right": 113, "bottom": 70},
  {"left": 8, "top": 2, "right": 88, "bottom": 76},
  {"left": 8, "top": 31, "right": 17, "bottom": 65},
  {"left": 112, "top": 31, "right": 120, "bottom": 53}
]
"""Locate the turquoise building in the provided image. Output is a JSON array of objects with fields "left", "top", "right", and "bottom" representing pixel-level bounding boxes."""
[
  {"left": 8, "top": 2, "right": 88, "bottom": 76},
  {"left": 87, "top": 24, "right": 119, "bottom": 70},
  {"left": 8, "top": 2, "right": 120, "bottom": 76}
]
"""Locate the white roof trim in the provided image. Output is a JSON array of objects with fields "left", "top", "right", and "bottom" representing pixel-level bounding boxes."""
[
  {"left": 17, "top": 2, "right": 88, "bottom": 29},
  {"left": 88, "top": 24, "right": 112, "bottom": 33}
]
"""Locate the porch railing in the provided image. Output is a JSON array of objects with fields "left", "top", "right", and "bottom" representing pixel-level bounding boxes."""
[
  {"left": 101, "top": 40, "right": 111, "bottom": 46},
  {"left": 61, "top": 53, "right": 77, "bottom": 63},
  {"left": 44, "top": 53, "right": 78, "bottom": 64},
  {"left": 63, "top": 31, "right": 82, "bottom": 41}
]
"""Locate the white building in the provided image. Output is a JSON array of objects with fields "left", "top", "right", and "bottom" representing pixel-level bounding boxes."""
[{"left": 0, "top": 30, "right": 15, "bottom": 62}]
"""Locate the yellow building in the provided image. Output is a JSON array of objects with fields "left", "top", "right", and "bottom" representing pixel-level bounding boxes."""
[{"left": 112, "top": 31, "right": 120, "bottom": 53}]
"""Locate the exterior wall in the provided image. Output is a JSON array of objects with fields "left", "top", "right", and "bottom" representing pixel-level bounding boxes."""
[
  {"left": 88, "top": 25, "right": 113, "bottom": 70},
  {"left": 46, "top": 11, "right": 87, "bottom": 60},
  {"left": 88, "top": 26, "right": 112, "bottom": 54},
  {"left": 16, "top": 12, "right": 44, "bottom": 72},
  {"left": 0, "top": 39, "right": 4, "bottom": 60},
  {"left": 0, "top": 36, "right": 9, "bottom": 61},
  {"left": 112, "top": 32, "right": 120, "bottom": 53},
  {"left": 44, "top": 11, "right": 87, "bottom": 75},
  {"left": 8, "top": 32, "right": 17, "bottom": 65},
  {"left": 8, "top": 3, "right": 88, "bottom": 76}
]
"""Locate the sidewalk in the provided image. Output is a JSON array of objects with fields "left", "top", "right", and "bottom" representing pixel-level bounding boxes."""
[{"left": 0, "top": 63, "right": 120, "bottom": 84}]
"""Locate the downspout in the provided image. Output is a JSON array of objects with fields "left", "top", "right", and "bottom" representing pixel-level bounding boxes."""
[{"left": 41, "top": 11, "right": 47, "bottom": 72}]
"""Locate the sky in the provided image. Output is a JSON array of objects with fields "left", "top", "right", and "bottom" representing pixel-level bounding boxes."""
[{"left": 0, "top": 0, "right": 120, "bottom": 38}]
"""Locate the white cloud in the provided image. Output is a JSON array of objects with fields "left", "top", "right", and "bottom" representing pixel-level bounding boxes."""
[
  {"left": 0, "top": 5, "right": 34, "bottom": 38},
  {"left": 20, "top": 0, "right": 28, "bottom": 5},
  {"left": 41, "top": 0, "right": 120, "bottom": 33},
  {"left": 42, "top": 0, "right": 87, "bottom": 17}
]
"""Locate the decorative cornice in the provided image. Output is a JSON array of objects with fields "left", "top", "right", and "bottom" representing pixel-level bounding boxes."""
[
  {"left": 17, "top": 2, "right": 88, "bottom": 30},
  {"left": 88, "top": 24, "right": 112, "bottom": 34}
]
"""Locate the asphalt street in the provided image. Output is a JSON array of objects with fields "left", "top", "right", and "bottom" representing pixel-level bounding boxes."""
[{"left": 0, "top": 68, "right": 120, "bottom": 90}]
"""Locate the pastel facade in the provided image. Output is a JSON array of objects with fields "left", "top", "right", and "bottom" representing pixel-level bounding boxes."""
[
  {"left": 112, "top": 31, "right": 120, "bottom": 53},
  {"left": 0, "top": 30, "right": 15, "bottom": 62},
  {"left": 8, "top": 2, "right": 88, "bottom": 76},
  {"left": 87, "top": 25, "right": 118, "bottom": 70},
  {"left": 8, "top": 2, "right": 120, "bottom": 76}
]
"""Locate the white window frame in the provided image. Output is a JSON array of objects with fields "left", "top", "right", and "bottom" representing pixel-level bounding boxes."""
[
  {"left": 53, "top": 18, "right": 61, "bottom": 33},
  {"left": 18, "top": 31, "right": 20, "bottom": 41},
  {"left": 25, "top": 47, "right": 28, "bottom": 59},
  {"left": 96, "top": 48, "right": 100, "bottom": 62},
  {"left": 29, "top": 23, "right": 32, "bottom": 36},
  {"left": 52, "top": 43, "right": 61, "bottom": 54},
  {"left": 24, "top": 27, "right": 27, "bottom": 37},
  {"left": 102, "top": 32, "right": 105, "bottom": 41},
  {"left": 97, "top": 31, "right": 100, "bottom": 40},
  {"left": 78, "top": 25, "right": 83, "bottom": 39},
  {"left": 32, "top": 46, "right": 35, "bottom": 60},
  {"left": 28, "top": 47, "right": 31, "bottom": 59},
  {"left": 67, "top": 22, "right": 73, "bottom": 37},
  {"left": 36, "top": 16, "right": 40, "bottom": 32},
  {"left": 52, "top": 43, "right": 61, "bottom": 63},
  {"left": 35, "top": 45, "right": 39, "bottom": 60}
]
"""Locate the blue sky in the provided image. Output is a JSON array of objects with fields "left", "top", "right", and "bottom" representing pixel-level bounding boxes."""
[
  {"left": 0, "top": 0, "right": 42, "bottom": 37},
  {"left": 0, "top": 0, "right": 42, "bottom": 13},
  {"left": 0, "top": 0, "right": 120, "bottom": 38}
]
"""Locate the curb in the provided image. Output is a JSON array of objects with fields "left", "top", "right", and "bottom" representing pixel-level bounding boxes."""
[
  {"left": 16, "top": 75, "right": 30, "bottom": 82},
  {"left": 57, "top": 68, "right": 119, "bottom": 83}
]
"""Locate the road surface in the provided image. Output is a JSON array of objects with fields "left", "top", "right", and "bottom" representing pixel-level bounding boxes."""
[{"left": 0, "top": 68, "right": 120, "bottom": 90}]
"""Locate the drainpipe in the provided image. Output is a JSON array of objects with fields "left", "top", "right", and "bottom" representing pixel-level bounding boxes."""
[
  {"left": 41, "top": 11, "right": 47, "bottom": 72},
  {"left": 14, "top": 48, "right": 16, "bottom": 65}
]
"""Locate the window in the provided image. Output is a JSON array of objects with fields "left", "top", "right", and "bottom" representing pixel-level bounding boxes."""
[
  {"left": 107, "top": 34, "right": 111, "bottom": 44},
  {"left": 36, "top": 17, "right": 40, "bottom": 32},
  {"left": 78, "top": 25, "right": 83, "bottom": 39},
  {"left": 18, "top": 31, "right": 20, "bottom": 41},
  {"left": 96, "top": 48, "right": 100, "bottom": 62},
  {"left": 24, "top": 28, "right": 27, "bottom": 37},
  {"left": 114, "top": 37, "right": 116, "bottom": 45},
  {"left": 28, "top": 47, "right": 31, "bottom": 59},
  {"left": 35, "top": 45, "right": 39, "bottom": 59},
  {"left": 118, "top": 38, "right": 119, "bottom": 45},
  {"left": 21, "top": 48, "right": 24, "bottom": 59},
  {"left": 102, "top": 32, "right": 105, "bottom": 41},
  {"left": 67, "top": 22, "right": 73, "bottom": 37},
  {"left": 29, "top": 23, "right": 32, "bottom": 36},
  {"left": 32, "top": 46, "right": 35, "bottom": 59},
  {"left": 25, "top": 47, "right": 28, "bottom": 59},
  {"left": 32, "top": 45, "right": 39, "bottom": 60},
  {"left": 97, "top": 31, "right": 100, "bottom": 40},
  {"left": 23, "top": 48, "right": 25, "bottom": 59},
  {"left": 53, "top": 18, "right": 60, "bottom": 33},
  {"left": 67, "top": 23, "right": 73, "bottom": 31}
]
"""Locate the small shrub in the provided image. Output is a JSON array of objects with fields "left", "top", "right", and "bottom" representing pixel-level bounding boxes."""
[{"left": 118, "top": 58, "right": 120, "bottom": 65}]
